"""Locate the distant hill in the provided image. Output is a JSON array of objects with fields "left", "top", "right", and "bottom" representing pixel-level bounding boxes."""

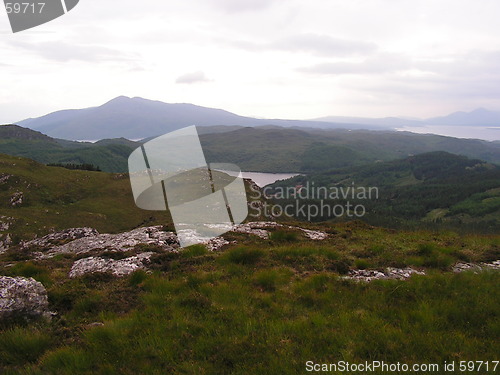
[
  {"left": 426, "top": 108, "right": 500, "bottom": 126},
  {"left": 1, "top": 124, "right": 500, "bottom": 174},
  {"left": 0, "top": 124, "right": 55, "bottom": 142},
  {"left": 314, "top": 108, "right": 500, "bottom": 128},
  {"left": 0, "top": 125, "right": 138, "bottom": 173},
  {"left": 200, "top": 127, "right": 500, "bottom": 172}
]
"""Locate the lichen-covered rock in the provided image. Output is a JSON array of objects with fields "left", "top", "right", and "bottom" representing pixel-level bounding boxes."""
[
  {"left": 0, "top": 276, "right": 51, "bottom": 321},
  {"left": 231, "top": 222, "right": 328, "bottom": 240},
  {"left": 10, "top": 192, "right": 24, "bottom": 207},
  {"left": 0, "top": 174, "right": 12, "bottom": 185},
  {"left": 0, "top": 216, "right": 14, "bottom": 232},
  {"left": 42, "top": 226, "right": 179, "bottom": 258},
  {"left": 343, "top": 267, "right": 425, "bottom": 282},
  {"left": 69, "top": 252, "right": 154, "bottom": 278},
  {"left": 0, "top": 234, "right": 12, "bottom": 254},
  {"left": 22, "top": 227, "right": 99, "bottom": 250},
  {"left": 453, "top": 261, "right": 500, "bottom": 273}
]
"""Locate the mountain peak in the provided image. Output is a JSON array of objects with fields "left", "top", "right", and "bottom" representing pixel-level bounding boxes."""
[{"left": 104, "top": 96, "right": 133, "bottom": 105}]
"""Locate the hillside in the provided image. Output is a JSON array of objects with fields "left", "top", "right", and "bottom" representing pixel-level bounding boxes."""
[
  {"left": 268, "top": 152, "right": 500, "bottom": 231},
  {"left": 0, "top": 153, "right": 174, "bottom": 241}
]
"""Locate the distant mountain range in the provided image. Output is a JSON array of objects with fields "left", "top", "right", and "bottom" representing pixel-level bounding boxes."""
[
  {"left": 315, "top": 108, "right": 500, "bottom": 128},
  {"left": 14, "top": 96, "right": 500, "bottom": 141}
]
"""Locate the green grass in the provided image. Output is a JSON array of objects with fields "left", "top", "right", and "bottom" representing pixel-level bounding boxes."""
[
  {"left": 2, "top": 270, "right": 496, "bottom": 375},
  {"left": 1, "top": 220, "right": 499, "bottom": 374}
]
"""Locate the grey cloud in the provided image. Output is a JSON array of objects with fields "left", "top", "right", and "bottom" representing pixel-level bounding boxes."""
[
  {"left": 176, "top": 71, "right": 211, "bottom": 84},
  {"left": 8, "top": 41, "right": 136, "bottom": 62}
]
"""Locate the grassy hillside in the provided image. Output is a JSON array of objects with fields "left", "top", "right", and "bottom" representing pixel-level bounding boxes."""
[
  {"left": 0, "top": 153, "right": 173, "bottom": 240},
  {"left": 0, "top": 153, "right": 269, "bottom": 242}
]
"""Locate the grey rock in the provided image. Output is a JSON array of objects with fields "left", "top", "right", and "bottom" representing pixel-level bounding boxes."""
[
  {"left": 22, "top": 227, "right": 99, "bottom": 250},
  {"left": 0, "top": 216, "right": 14, "bottom": 231},
  {"left": 453, "top": 260, "right": 500, "bottom": 273},
  {"left": 0, "top": 174, "right": 12, "bottom": 185},
  {"left": 43, "top": 226, "right": 179, "bottom": 258},
  {"left": 231, "top": 222, "right": 328, "bottom": 240},
  {"left": 69, "top": 252, "right": 154, "bottom": 278},
  {"left": 344, "top": 267, "right": 425, "bottom": 282},
  {"left": 10, "top": 192, "right": 24, "bottom": 207},
  {"left": 0, "top": 276, "right": 51, "bottom": 321},
  {"left": 0, "top": 234, "right": 12, "bottom": 254}
]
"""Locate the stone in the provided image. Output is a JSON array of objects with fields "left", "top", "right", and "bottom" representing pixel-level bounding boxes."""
[
  {"left": 22, "top": 227, "right": 99, "bottom": 250},
  {"left": 69, "top": 252, "right": 154, "bottom": 278},
  {"left": 10, "top": 192, "right": 24, "bottom": 207},
  {"left": 0, "top": 276, "right": 51, "bottom": 321},
  {"left": 39, "top": 226, "right": 179, "bottom": 258},
  {"left": 343, "top": 267, "right": 425, "bottom": 282}
]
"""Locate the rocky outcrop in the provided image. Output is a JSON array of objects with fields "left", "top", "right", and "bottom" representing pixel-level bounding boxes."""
[
  {"left": 0, "top": 234, "right": 12, "bottom": 254},
  {"left": 231, "top": 222, "right": 328, "bottom": 240},
  {"left": 69, "top": 252, "right": 154, "bottom": 278},
  {"left": 40, "top": 226, "right": 179, "bottom": 258},
  {"left": 343, "top": 267, "right": 426, "bottom": 282},
  {"left": 0, "top": 216, "right": 14, "bottom": 232},
  {"left": 0, "top": 174, "right": 12, "bottom": 185},
  {"left": 0, "top": 216, "right": 14, "bottom": 254},
  {"left": 10, "top": 192, "right": 24, "bottom": 207},
  {"left": 0, "top": 276, "right": 51, "bottom": 321},
  {"left": 453, "top": 260, "right": 500, "bottom": 273},
  {"left": 22, "top": 227, "right": 99, "bottom": 250}
]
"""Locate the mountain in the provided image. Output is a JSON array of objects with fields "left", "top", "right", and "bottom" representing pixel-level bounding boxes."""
[
  {"left": 425, "top": 108, "right": 500, "bottom": 126},
  {"left": 17, "top": 96, "right": 395, "bottom": 140},
  {"left": 313, "top": 115, "right": 422, "bottom": 127},
  {"left": 314, "top": 108, "right": 500, "bottom": 128}
]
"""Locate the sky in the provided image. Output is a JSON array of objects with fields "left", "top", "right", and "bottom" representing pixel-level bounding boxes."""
[{"left": 1, "top": 0, "right": 500, "bottom": 124}]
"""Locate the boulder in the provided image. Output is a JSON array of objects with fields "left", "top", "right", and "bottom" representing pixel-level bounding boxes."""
[
  {"left": 0, "top": 276, "right": 51, "bottom": 321},
  {"left": 43, "top": 226, "right": 179, "bottom": 258},
  {"left": 22, "top": 227, "right": 99, "bottom": 250},
  {"left": 69, "top": 252, "right": 154, "bottom": 278}
]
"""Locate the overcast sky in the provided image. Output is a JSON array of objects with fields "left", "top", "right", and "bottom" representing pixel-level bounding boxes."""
[{"left": 1, "top": 0, "right": 500, "bottom": 124}]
